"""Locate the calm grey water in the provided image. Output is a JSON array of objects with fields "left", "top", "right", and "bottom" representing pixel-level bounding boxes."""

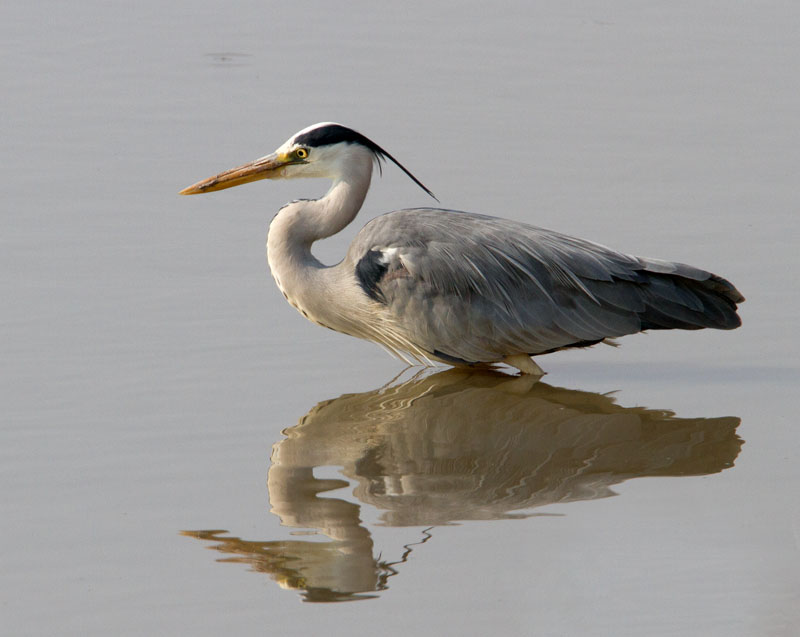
[{"left": 2, "top": 1, "right": 799, "bottom": 635}]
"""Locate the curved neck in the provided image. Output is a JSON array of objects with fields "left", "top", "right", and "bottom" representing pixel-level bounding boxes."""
[
  {"left": 268, "top": 170, "right": 371, "bottom": 265},
  {"left": 266, "top": 150, "right": 373, "bottom": 324},
  {"left": 302, "top": 175, "right": 371, "bottom": 245}
]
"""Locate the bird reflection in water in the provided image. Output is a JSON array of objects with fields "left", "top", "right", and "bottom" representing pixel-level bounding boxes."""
[{"left": 182, "top": 369, "right": 742, "bottom": 602}]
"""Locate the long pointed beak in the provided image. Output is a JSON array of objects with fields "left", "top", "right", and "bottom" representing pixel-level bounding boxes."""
[{"left": 179, "top": 152, "right": 287, "bottom": 195}]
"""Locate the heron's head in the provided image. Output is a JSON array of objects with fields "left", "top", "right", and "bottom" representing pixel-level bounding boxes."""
[{"left": 179, "top": 122, "right": 435, "bottom": 199}]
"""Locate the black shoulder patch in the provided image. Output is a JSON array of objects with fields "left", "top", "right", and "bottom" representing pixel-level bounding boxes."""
[{"left": 355, "top": 249, "right": 388, "bottom": 303}]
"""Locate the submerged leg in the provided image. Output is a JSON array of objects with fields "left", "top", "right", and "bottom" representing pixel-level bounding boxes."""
[{"left": 503, "top": 354, "right": 545, "bottom": 376}]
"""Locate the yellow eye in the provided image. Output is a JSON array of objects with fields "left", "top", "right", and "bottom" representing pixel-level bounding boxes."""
[{"left": 295, "top": 148, "right": 308, "bottom": 159}]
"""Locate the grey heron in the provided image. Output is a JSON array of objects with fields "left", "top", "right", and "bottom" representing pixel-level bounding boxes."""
[{"left": 180, "top": 122, "right": 743, "bottom": 375}]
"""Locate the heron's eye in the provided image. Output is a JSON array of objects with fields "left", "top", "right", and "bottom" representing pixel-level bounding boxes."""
[{"left": 295, "top": 148, "right": 309, "bottom": 160}]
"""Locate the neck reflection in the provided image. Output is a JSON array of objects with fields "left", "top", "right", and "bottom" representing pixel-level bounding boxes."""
[{"left": 183, "top": 369, "right": 742, "bottom": 602}]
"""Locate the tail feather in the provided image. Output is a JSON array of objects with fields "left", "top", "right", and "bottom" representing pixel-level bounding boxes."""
[{"left": 636, "top": 262, "right": 743, "bottom": 331}]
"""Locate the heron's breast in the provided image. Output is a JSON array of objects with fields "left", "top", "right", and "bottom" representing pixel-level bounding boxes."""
[
  {"left": 271, "top": 272, "right": 313, "bottom": 322},
  {"left": 272, "top": 269, "right": 359, "bottom": 336}
]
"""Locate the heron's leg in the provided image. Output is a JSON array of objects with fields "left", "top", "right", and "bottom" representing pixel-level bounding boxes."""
[
  {"left": 496, "top": 373, "right": 539, "bottom": 395},
  {"left": 503, "top": 354, "right": 545, "bottom": 376}
]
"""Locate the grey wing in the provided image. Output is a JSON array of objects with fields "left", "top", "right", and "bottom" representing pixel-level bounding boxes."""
[{"left": 349, "top": 208, "right": 743, "bottom": 363}]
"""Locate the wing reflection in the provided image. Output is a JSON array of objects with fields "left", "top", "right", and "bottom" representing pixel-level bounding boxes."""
[{"left": 183, "top": 369, "right": 742, "bottom": 602}]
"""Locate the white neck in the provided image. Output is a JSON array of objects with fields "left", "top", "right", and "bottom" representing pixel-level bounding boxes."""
[{"left": 266, "top": 145, "right": 374, "bottom": 327}]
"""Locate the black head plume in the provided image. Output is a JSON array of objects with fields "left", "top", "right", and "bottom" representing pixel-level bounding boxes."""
[{"left": 293, "top": 123, "right": 438, "bottom": 201}]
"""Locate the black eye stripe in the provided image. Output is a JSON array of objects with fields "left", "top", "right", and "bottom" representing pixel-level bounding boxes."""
[
  {"left": 293, "top": 124, "right": 373, "bottom": 149},
  {"left": 291, "top": 123, "right": 437, "bottom": 200}
]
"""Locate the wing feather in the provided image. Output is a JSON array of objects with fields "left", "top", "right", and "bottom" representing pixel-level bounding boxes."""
[{"left": 347, "top": 208, "right": 743, "bottom": 363}]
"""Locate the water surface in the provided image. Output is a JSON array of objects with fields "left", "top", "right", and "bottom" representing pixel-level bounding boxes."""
[{"left": 2, "top": 1, "right": 799, "bottom": 635}]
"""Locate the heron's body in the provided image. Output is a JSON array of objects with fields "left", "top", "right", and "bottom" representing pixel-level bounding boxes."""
[{"left": 182, "top": 122, "right": 743, "bottom": 374}]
